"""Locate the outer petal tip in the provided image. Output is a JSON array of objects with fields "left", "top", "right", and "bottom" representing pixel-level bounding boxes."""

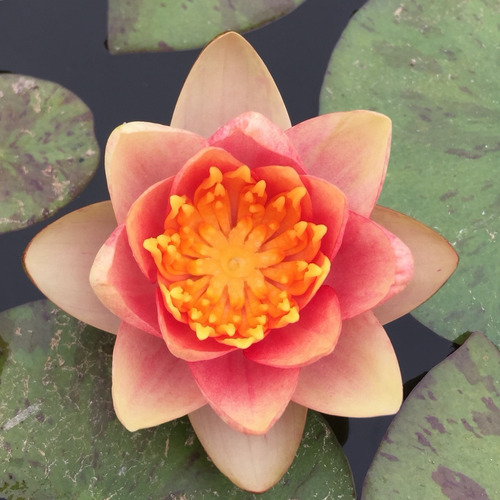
[
  {"left": 171, "top": 31, "right": 290, "bottom": 136},
  {"left": 189, "top": 402, "right": 307, "bottom": 492},
  {"left": 371, "top": 206, "right": 459, "bottom": 324},
  {"left": 23, "top": 202, "right": 121, "bottom": 334},
  {"left": 293, "top": 311, "right": 403, "bottom": 417},
  {"left": 112, "top": 322, "right": 206, "bottom": 431}
]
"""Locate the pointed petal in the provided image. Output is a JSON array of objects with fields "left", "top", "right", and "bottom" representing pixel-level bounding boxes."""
[
  {"left": 245, "top": 287, "right": 342, "bottom": 368},
  {"left": 286, "top": 111, "right": 391, "bottom": 217},
  {"left": 293, "top": 311, "right": 402, "bottom": 417},
  {"left": 24, "top": 202, "right": 120, "bottom": 333},
  {"left": 371, "top": 206, "right": 459, "bottom": 324},
  {"left": 171, "top": 32, "right": 290, "bottom": 136},
  {"left": 105, "top": 121, "right": 207, "bottom": 224},
  {"left": 189, "top": 402, "right": 307, "bottom": 493},
  {"left": 301, "top": 175, "right": 348, "bottom": 260},
  {"left": 90, "top": 224, "right": 161, "bottom": 337},
  {"left": 112, "top": 322, "right": 206, "bottom": 431},
  {"left": 157, "top": 289, "right": 236, "bottom": 361},
  {"left": 126, "top": 177, "right": 174, "bottom": 282},
  {"left": 209, "top": 111, "right": 304, "bottom": 172},
  {"left": 188, "top": 350, "right": 299, "bottom": 434},
  {"left": 325, "top": 211, "right": 396, "bottom": 319}
]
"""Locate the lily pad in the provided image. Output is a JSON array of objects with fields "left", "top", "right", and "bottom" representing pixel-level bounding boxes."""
[
  {"left": 362, "top": 332, "right": 500, "bottom": 498},
  {"left": 107, "top": 0, "right": 306, "bottom": 54},
  {"left": 320, "top": 0, "right": 500, "bottom": 347},
  {"left": 0, "top": 300, "right": 355, "bottom": 499},
  {"left": 0, "top": 74, "right": 99, "bottom": 233}
]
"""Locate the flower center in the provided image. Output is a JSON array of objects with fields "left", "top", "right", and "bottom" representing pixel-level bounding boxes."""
[{"left": 144, "top": 165, "right": 329, "bottom": 349}]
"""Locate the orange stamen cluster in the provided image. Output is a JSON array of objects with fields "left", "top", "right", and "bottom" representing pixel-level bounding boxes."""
[{"left": 144, "top": 165, "right": 329, "bottom": 349}]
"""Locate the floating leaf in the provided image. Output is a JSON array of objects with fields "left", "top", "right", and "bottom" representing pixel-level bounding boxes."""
[
  {"left": 0, "top": 74, "right": 99, "bottom": 233},
  {"left": 363, "top": 332, "right": 500, "bottom": 499},
  {"left": 0, "top": 300, "right": 355, "bottom": 499},
  {"left": 107, "top": 0, "right": 307, "bottom": 54},
  {"left": 320, "top": 0, "right": 500, "bottom": 347}
]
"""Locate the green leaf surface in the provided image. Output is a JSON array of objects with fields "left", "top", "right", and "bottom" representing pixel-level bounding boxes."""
[
  {"left": 362, "top": 332, "right": 500, "bottom": 499},
  {"left": 0, "top": 74, "right": 99, "bottom": 234},
  {"left": 107, "top": 0, "right": 307, "bottom": 54},
  {"left": 0, "top": 300, "right": 355, "bottom": 499},
  {"left": 320, "top": 0, "right": 500, "bottom": 347}
]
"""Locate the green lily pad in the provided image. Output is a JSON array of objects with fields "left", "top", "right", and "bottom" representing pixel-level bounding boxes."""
[
  {"left": 0, "top": 300, "right": 355, "bottom": 499},
  {"left": 0, "top": 74, "right": 99, "bottom": 233},
  {"left": 107, "top": 0, "right": 307, "bottom": 54},
  {"left": 320, "top": 0, "right": 500, "bottom": 347},
  {"left": 362, "top": 332, "right": 500, "bottom": 498}
]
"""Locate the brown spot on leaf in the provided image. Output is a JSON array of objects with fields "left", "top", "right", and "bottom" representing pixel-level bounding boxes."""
[
  {"left": 446, "top": 148, "right": 483, "bottom": 159},
  {"left": 473, "top": 397, "right": 500, "bottom": 436},
  {"left": 453, "top": 343, "right": 499, "bottom": 396},
  {"left": 415, "top": 431, "right": 437, "bottom": 454},
  {"left": 461, "top": 418, "right": 482, "bottom": 438},
  {"left": 440, "top": 190, "right": 458, "bottom": 202},
  {"left": 432, "top": 465, "right": 490, "bottom": 499},
  {"left": 426, "top": 415, "right": 447, "bottom": 433},
  {"left": 380, "top": 451, "right": 399, "bottom": 462}
]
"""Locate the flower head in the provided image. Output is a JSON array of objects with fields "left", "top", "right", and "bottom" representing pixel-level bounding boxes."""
[{"left": 24, "top": 32, "right": 458, "bottom": 492}]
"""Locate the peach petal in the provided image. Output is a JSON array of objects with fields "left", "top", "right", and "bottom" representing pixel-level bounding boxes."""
[
  {"left": 171, "top": 32, "right": 291, "bottom": 136},
  {"left": 24, "top": 202, "right": 120, "bottom": 334},
  {"left": 90, "top": 224, "right": 161, "bottom": 337},
  {"left": 112, "top": 321, "right": 206, "bottom": 431},
  {"left": 188, "top": 350, "right": 299, "bottom": 434},
  {"left": 105, "top": 121, "right": 207, "bottom": 224},
  {"left": 189, "top": 402, "right": 307, "bottom": 493},
  {"left": 245, "top": 287, "right": 341, "bottom": 368},
  {"left": 292, "top": 311, "right": 402, "bottom": 417},
  {"left": 286, "top": 111, "right": 391, "bottom": 217},
  {"left": 326, "top": 211, "right": 396, "bottom": 319},
  {"left": 371, "top": 205, "right": 459, "bottom": 324},
  {"left": 157, "top": 289, "right": 236, "bottom": 361},
  {"left": 301, "top": 175, "right": 348, "bottom": 260},
  {"left": 126, "top": 177, "right": 174, "bottom": 282},
  {"left": 209, "top": 111, "right": 304, "bottom": 172}
]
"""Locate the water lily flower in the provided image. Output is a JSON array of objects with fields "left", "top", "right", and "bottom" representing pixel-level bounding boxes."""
[{"left": 24, "top": 32, "right": 458, "bottom": 492}]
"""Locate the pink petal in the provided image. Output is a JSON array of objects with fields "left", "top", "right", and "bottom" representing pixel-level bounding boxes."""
[
  {"left": 374, "top": 222, "right": 414, "bottom": 307},
  {"left": 326, "top": 211, "right": 396, "bottom": 319},
  {"left": 112, "top": 321, "right": 206, "bottom": 431},
  {"left": 157, "top": 289, "right": 236, "bottom": 361},
  {"left": 292, "top": 311, "right": 402, "bottom": 417},
  {"left": 245, "top": 287, "right": 342, "bottom": 368},
  {"left": 189, "top": 402, "right": 307, "bottom": 492},
  {"left": 188, "top": 350, "right": 299, "bottom": 434},
  {"left": 209, "top": 112, "right": 304, "bottom": 172},
  {"left": 126, "top": 177, "right": 174, "bottom": 282},
  {"left": 251, "top": 164, "right": 308, "bottom": 204},
  {"left": 301, "top": 175, "right": 348, "bottom": 260},
  {"left": 170, "top": 146, "right": 244, "bottom": 199},
  {"left": 371, "top": 206, "right": 459, "bottom": 324},
  {"left": 105, "top": 121, "right": 207, "bottom": 224},
  {"left": 24, "top": 202, "right": 120, "bottom": 333},
  {"left": 90, "top": 224, "right": 161, "bottom": 337},
  {"left": 171, "top": 32, "right": 291, "bottom": 136},
  {"left": 286, "top": 111, "right": 391, "bottom": 217}
]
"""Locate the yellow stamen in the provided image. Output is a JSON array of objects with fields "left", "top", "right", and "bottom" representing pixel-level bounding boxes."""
[{"left": 144, "top": 166, "right": 330, "bottom": 348}]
